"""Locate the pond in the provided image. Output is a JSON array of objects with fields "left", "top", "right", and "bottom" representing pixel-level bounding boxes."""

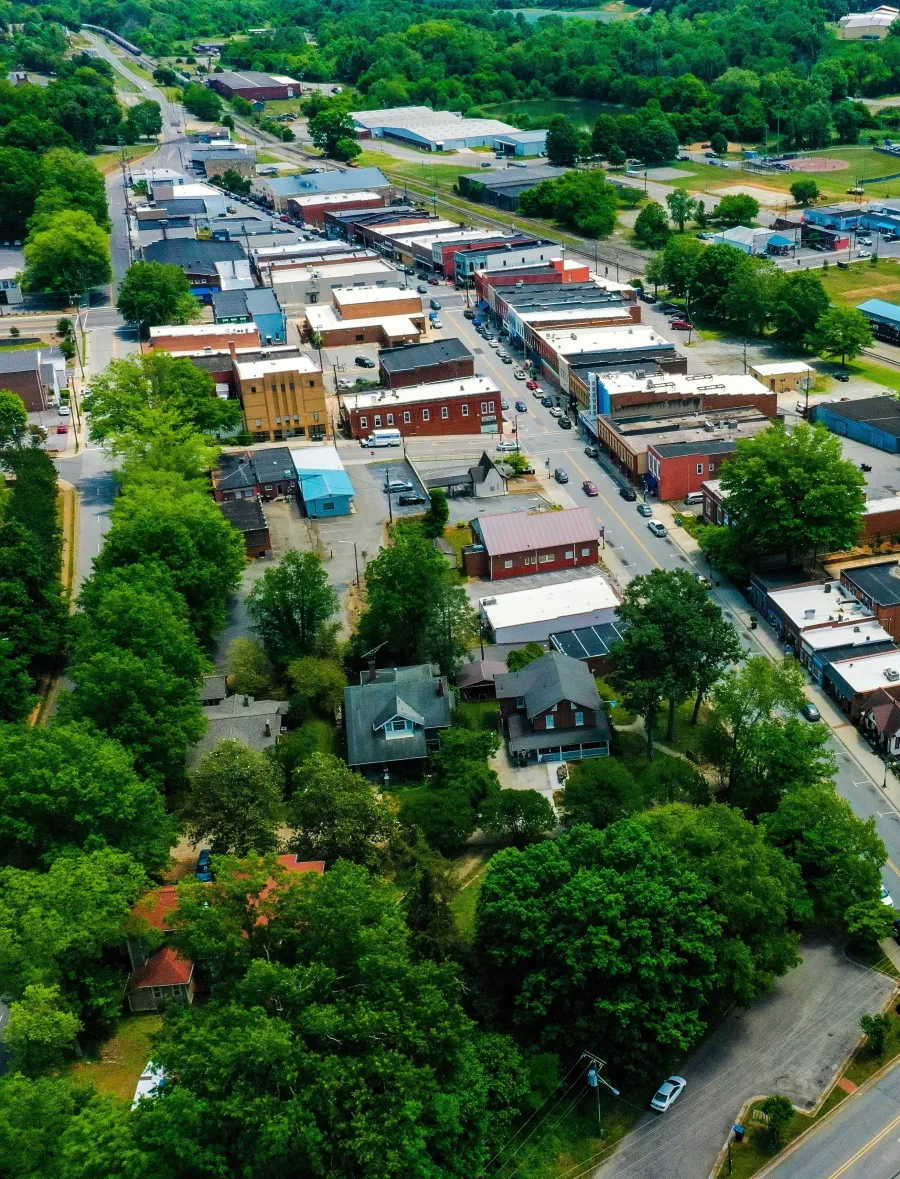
[{"left": 484, "top": 98, "right": 630, "bottom": 129}]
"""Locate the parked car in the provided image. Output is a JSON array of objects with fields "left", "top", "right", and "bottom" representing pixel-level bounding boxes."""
[
  {"left": 650, "top": 1076, "right": 686, "bottom": 1113},
  {"left": 860, "top": 237, "right": 873, "bottom": 246},
  {"left": 677, "top": 154, "right": 690, "bottom": 161},
  {"left": 428, "top": 276, "right": 440, "bottom": 285},
  {"left": 481, "top": 160, "right": 492, "bottom": 168},
  {"left": 429, "top": 298, "right": 442, "bottom": 310},
  {"left": 387, "top": 479, "right": 413, "bottom": 492},
  {"left": 554, "top": 467, "right": 569, "bottom": 483},
  {"left": 802, "top": 702, "right": 821, "bottom": 722},
  {"left": 647, "top": 519, "right": 668, "bottom": 537},
  {"left": 56, "top": 424, "right": 69, "bottom": 435},
  {"left": 857, "top": 250, "right": 872, "bottom": 260},
  {"left": 501, "top": 399, "right": 510, "bottom": 410},
  {"left": 619, "top": 485, "right": 637, "bottom": 501},
  {"left": 658, "top": 302, "right": 679, "bottom": 313},
  {"left": 704, "top": 150, "right": 718, "bottom": 157},
  {"left": 496, "top": 440, "right": 518, "bottom": 452},
  {"left": 515, "top": 400, "right": 527, "bottom": 412},
  {"left": 582, "top": 480, "right": 599, "bottom": 496},
  {"left": 883, "top": 884, "right": 895, "bottom": 908},
  {"left": 58, "top": 405, "right": 71, "bottom": 417},
  {"left": 416, "top": 284, "right": 428, "bottom": 294},
  {"left": 639, "top": 290, "right": 658, "bottom": 303},
  {"left": 558, "top": 416, "right": 572, "bottom": 429},
  {"left": 514, "top": 369, "right": 527, "bottom": 380},
  {"left": 500, "top": 354, "right": 513, "bottom": 364},
  {"left": 526, "top": 379, "right": 540, "bottom": 390},
  {"left": 585, "top": 445, "right": 599, "bottom": 458},
  {"left": 398, "top": 493, "right": 426, "bottom": 506},
  {"left": 637, "top": 503, "right": 653, "bottom": 517},
  {"left": 835, "top": 371, "right": 850, "bottom": 382},
  {"left": 464, "top": 308, "right": 475, "bottom": 318},
  {"left": 542, "top": 396, "right": 555, "bottom": 407},
  {"left": 354, "top": 355, "right": 376, "bottom": 368},
  {"left": 549, "top": 406, "right": 562, "bottom": 417},
  {"left": 431, "top": 318, "right": 443, "bottom": 328},
  {"left": 489, "top": 339, "right": 500, "bottom": 349},
  {"left": 670, "top": 319, "right": 694, "bottom": 330}
]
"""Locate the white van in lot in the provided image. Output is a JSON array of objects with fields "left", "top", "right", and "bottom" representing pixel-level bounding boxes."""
[{"left": 361, "top": 428, "right": 402, "bottom": 448}]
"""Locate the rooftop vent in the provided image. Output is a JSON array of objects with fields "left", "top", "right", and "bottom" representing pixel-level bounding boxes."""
[
  {"left": 825, "top": 583, "right": 832, "bottom": 594},
  {"left": 804, "top": 608, "right": 816, "bottom": 619},
  {"left": 885, "top": 667, "right": 900, "bottom": 682}
]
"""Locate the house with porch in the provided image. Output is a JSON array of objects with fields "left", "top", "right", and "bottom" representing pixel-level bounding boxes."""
[{"left": 343, "top": 664, "right": 452, "bottom": 780}]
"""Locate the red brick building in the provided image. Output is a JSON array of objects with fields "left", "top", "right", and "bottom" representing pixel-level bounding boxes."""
[
  {"left": 286, "top": 191, "right": 385, "bottom": 228},
  {"left": 147, "top": 323, "right": 261, "bottom": 353},
  {"left": 646, "top": 439, "right": 738, "bottom": 501},
  {"left": 219, "top": 497, "right": 272, "bottom": 558},
  {"left": 463, "top": 507, "right": 599, "bottom": 580},
  {"left": 341, "top": 376, "right": 502, "bottom": 439},
  {"left": 379, "top": 338, "right": 474, "bottom": 389},
  {"left": 841, "top": 561, "right": 900, "bottom": 638}
]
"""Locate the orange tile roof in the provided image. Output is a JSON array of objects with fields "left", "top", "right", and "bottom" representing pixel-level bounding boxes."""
[
  {"left": 255, "top": 855, "right": 325, "bottom": 924},
  {"left": 128, "top": 946, "right": 194, "bottom": 990}
]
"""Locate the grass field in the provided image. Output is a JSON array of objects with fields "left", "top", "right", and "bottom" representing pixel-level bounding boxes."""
[
  {"left": 818, "top": 257, "right": 900, "bottom": 306},
  {"left": 69, "top": 1015, "right": 162, "bottom": 1103}
]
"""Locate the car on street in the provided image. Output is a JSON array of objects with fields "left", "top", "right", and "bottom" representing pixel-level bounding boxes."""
[
  {"left": 355, "top": 355, "right": 376, "bottom": 368},
  {"left": 704, "top": 150, "right": 718, "bottom": 157},
  {"left": 860, "top": 236, "right": 873, "bottom": 245},
  {"left": 619, "top": 485, "right": 637, "bottom": 501},
  {"left": 558, "top": 417, "right": 572, "bottom": 429},
  {"left": 582, "top": 480, "right": 599, "bottom": 496},
  {"left": 500, "top": 354, "right": 513, "bottom": 363},
  {"left": 554, "top": 467, "right": 568, "bottom": 483},
  {"left": 637, "top": 503, "right": 653, "bottom": 517},
  {"left": 429, "top": 298, "right": 442, "bottom": 310},
  {"left": 428, "top": 276, "right": 440, "bottom": 285},
  {"left": 515, "top": 400, "right": 527, "bottom": 412},
  {"left": 501, "top": 400, "right": 510, "bottom": 410},
  {"left": 387, "top": 479, "right": 413, "bottom": 492},
  {"left": 650, "top": 1076, "right": 686, "bottom": 1113},
  {"left": 585, "top": 445, "right": 598, "bottom": 458},
  {"left": 496, "top": 440, "right": 518, "bottom": 452},
  {"left": 549, "top": 406, "right": 562, "bottom": 417},
  {"left": 514, "top": 369, "right": 526, "bottom": 380},
  {"left": 526, "top": 379, "right": 540, "bottom": 390},
  {"left": 670, "top": 319, "right": 694, "bottom": 330},
  {"left": 835, "top": 371, "right": 850, "bottom": 382},
  {"left": 857, "top": 250, "right": 872, "bottom": 260},
  {"left": 882, "top": 884, "right": 895, "bottom": 908},
  {"left": 694, "top": 573, "right": 711, "bottom": 588},
  {"left": 398, "top": 493, "right": 426, "bottom": 506},
  {"left": 639, "top": 290, "right": 657, "bottom": 303},
  {"left": 647, "top": 519, "right": 668, "bottom": 538},
  {"left": 58, "top": 405, "right": 70, "bottom": 417},
  {"left": 431, "top": 318, "right": 443, "bottom": 328},
  {"left": 802, "top": 702, "right": 821, "bottom": 722},
  {"left": 416, "top": 284, "right": 428, "bottom": 293},
  {"left": 56, "top": 424, "right": 69, "bottom": 434}
]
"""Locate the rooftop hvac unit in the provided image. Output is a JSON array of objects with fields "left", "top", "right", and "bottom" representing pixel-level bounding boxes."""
[
  {"left": 804, "top": 608, "right": 816, "bottom": 619},
  {"left": 634, "top": 370, "right": 645, "bottom": 379},
  {"left": 704, "top": 421, "right": 715, "bottom": 431},
  {"left": 824, "top": 583, "right": 832, "bottom": 594},
  {"left": 885, "top": 667, "right": 900, "bottom": 682},
  {"left": 728, "top": 420, "right": 739, "bottom": 428},
  {"left": 482, "top": 598, "right": 497, "bottom": 607}
]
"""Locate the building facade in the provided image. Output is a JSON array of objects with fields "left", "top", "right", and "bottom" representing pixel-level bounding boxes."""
[
  {"left": 235, "top": 355, "right": 328, "bottom": 442},
  {"left": 341, "top": 377, "right": 503, "bottom": 439},
  {"left": 463, "top": 507, "right": 599, "bottom": 580}
]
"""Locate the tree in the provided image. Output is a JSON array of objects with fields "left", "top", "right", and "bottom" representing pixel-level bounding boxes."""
[
  {"left": 422, "top": 488, "right": 449, "bottom": 537},
  {"left": 707, "top": 422, "right": 866, "bottom": 566},
  {"left": 764, "top": 783, "right": 886, "bottom": 930},
  {"left": 182, "top": 82, "right": 222, "bottom": 121},
  {"left": 188, "top": 740, "right": 284, "bottom": 856},
  {"left": 761, "top": 1094, "right": 795, "bottom": 1145},
  {"left": 657, "top": 234, "right": 706, "bottom": 296},
  {"left": 810, "top": 305, "right": 873, "bottom": 366},
  {"left": 562, "top": 758, "right": 644, "bottom": 828},
  {"left": 790, "top": 178, "right": 820, "bottom": 206},
  {"left": 860, "top": 1012, "right": 892, "bottom": 1058},
  {"left": 288, "top": 753, "right": 397, "bottom": 866},
  {"left": 288, "top": 655, "right": 347, "bottom": 714},
  {"left": 607, "top": 144, "right": 626, "bottom": 168},
  {"left": 127, "top": 100, "right": 162, "bottom": 139},
  {"left": 483, "top": 789, "right": 555, "bottom": 847},
  {"left": 730, "top": 717, "right": 835, "bottom": 819},
  {"left": 0, "top": 116, "right": 73, "bottom": 154},
  {"left": 773, "top": 271, "right": 829, "bottom": 345},
  {"left": 34, "top": 150, "right": 112, "bottom": 232},
  {"left": 666, "top": 189, "right": 698, "bottom": 233},
  {"left": 474, "top": 823, "right": 724, "bottom": 1076},
  {"left": 225, "top": 637, "right": 275, "bottom": 698},
  {"left": 0, "top": 148, "right": 43, "bottom": 238},
  {"left": 545, "top": 115, "right": 580, "bottom": 166},
  {"left": 308, "top": 108, "right": 358, "bottom": 157},
  {"left": 116, "top": 261, "right": 201, "bottom": 335},
  {"left": 403, "top": 856, "right": 464, "bottom": 963},
  {"left": 640, "top": 755, "right": 710, "bottom": 806},
  {"left": 715, "top": 193, "right": 760, "bottom": 227},
  {"left": 636, "top": 118, "right": 678, "bottom": 164},
  {"left": 637, "top": 804, "right": 803, "bottom": 1005},
  {"left": 645, "top": 252, "right": 667, "bottom": 294},
  {"left": 591, "top": 113, "right": 619, "bottom": 156},
  {"left": 721, "top": 255, "right": 784, "bottom": 337},
  {"left": 218, "top": 167, "right": 252, "bottom": 195},
  {"left": 634, "top": 201, "right": 671, "bottom": 249},
  {"left": 0, "top": 389, "right": 27, "bottom": 447},
  {"left": 400, "top": 788, "right": 478, "bottom": 856},
  {"left": 246, "top": 550, "right": 339, "bottom": 669},
  {"left": 0, "top": 722, "right": 176, "bottom": 870},
  {"left": 84, "top": 350, "right": 240, "bottom": 448},
  {"left": 710, "top": 131, "right": 728, "bottom": 154},
  {"left": 507, "top": 642, "right": 546, "bottom": 672},
  {"left": 153, "top": 67, "right": 178, "bottom": 86},
  {"left": 333, "top": 136, "right": 361, "bottom": 161},
  {"left": 21, "top": 210, "right": 111, "bottom": 297},
  {"left": 846, "top": 898, "right": 897, "bottom": 946},
  {"left": 420, "top": 575, "right": 479, "bottom": 675},
  {"left": 5, "top": 984, "right": 82, "bottom": 1077},
  {"left": 692, "top": 242, "right": 744, "bottom": 318},
  {"left": 153, "top": 861, "right": 530, "bottom": 1176}
]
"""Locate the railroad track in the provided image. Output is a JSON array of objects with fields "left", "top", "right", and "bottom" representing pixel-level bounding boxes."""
[{"left": 861, "top": 348, "right": 900, "bottom": 371}]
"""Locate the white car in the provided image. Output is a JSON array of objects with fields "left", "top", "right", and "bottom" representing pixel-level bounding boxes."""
[
  {"left": 857, "top": 250, "right": 872, "bottom": 260},
  {"left": 132, "top": 1061, "right": 167, "bottom": 1108},
  {"left": 431, "top": 318, "right": 443, "bottom": 329},
  {"left": 650, "top": 1075, "right": 686, "bottom": 1113},
  {"left": 387, "top": 480, "right": 413, "bottom": 493},
  {"left": 860, "top": 237, "right": 873, "bottom": 246},
  {"left": 648, "top": 519, "right": 668, "bottom": 538},
  {"left": 513, "top": 369, "right": 526, "bottom": 380},
  {"left": 882, "top": 884, "right": 894, "bottom": 907},
  {"left": 496, "top": 440, "right": 518, "bottom": 452},
  {"left": 489, "top": 339, "right": 500, "bottom": 349},
  {"left": 337, "top": 378, "right": 355, "bottom": 391},
  {"left": 549, "top": 407, "right": 562, "bottom": 418}
]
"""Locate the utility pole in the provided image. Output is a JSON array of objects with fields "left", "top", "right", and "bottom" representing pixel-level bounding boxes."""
[{"left": 583, "top": 1052, "right": 619, "bottom": 1137}]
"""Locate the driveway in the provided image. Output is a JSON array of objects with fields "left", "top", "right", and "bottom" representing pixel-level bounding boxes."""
[{"left": 595, "top": 940, "right": 894, "bottom": 1179}]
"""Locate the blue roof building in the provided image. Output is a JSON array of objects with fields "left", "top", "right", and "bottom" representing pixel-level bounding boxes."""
[
  {"left": 292, "top": 446, "right": 355, "bottom": 517},
  {"left": 858, "top": 297, "right": 900, "bottom": 345},
  {"left": 213, "top": 288, "right": 287, "bottom": 344}
]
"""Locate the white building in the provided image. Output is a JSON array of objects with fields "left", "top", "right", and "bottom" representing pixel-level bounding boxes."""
[
  {"left": 352, "top": 106, "right": 520, "bottom": 151},
  {"left": 839, "top": 5, "right": 899, "bottom": 37},
  {"left": 271, "top": 259, "right": 398, "bottom": 308},
  {"left": 0, "top": 267, "right": 23, "bottom": 307},
  {"left": 479, "top": 575, "right": 621, "bottom": 645}
]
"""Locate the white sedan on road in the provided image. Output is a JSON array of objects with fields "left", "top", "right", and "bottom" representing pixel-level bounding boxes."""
[{"left": 650, "top": 1076, "right": 687, "bottom": 1112}]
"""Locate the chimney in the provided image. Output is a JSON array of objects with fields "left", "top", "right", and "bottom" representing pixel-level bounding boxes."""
[
  {"left": 229, "top": 340, "right": 238, "bottom": 362},
  {"left": 264, "top": 720, "right": 272, "bottom": 737},
  {"left": 242, "top": 696, "right": 250, "bottom": 707},
  {"left": 436, "top": 679, "right": 445, "bottom": 696},
  {"left": 368, "top": 658, "right": 377, "bottom": 684}
]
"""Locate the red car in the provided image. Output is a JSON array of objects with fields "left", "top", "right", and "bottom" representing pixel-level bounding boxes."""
[
  {"left": 56, "top": 425, "right": 68, "bottom": 435},
  {"left": 526, "top": 380, "right": 540, "bottom": 390},
  {"left": 582, "top": 480, "right": 599, "bottom": 497},
  {"left": 670, "top": 319, "right": 694, "bottom": 330}
]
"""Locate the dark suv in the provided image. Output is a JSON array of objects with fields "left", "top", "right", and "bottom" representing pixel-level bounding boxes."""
[{"left": 618, "top": 485, "right": 638, "bottom": 502}]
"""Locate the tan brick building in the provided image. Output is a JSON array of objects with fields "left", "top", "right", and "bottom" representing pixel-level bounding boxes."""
[{"left": 235, "top": 353, "right": 329, "bottom": 442}]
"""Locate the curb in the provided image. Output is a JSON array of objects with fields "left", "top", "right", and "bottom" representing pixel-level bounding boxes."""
[{"left": 706, "top": 1095, "right": 767, "bottom": 1179}]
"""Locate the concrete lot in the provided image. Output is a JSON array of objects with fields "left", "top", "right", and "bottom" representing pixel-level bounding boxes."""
[{"left": 596, "top": 939, "right": 895, "bottom": 1179}]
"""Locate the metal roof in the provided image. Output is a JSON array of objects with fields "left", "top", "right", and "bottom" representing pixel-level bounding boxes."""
[
  {"left": 815, "top": 395, "right": 900, "bottom": 437},
  {"left": 474, "top": 507, "right": 598, "bottom": 556},
  {"left": 379, "top": 338, "right": 472, "bottom": 373},
  {"left": 858, "top": 298, "right": 900, "bottom": 325}
]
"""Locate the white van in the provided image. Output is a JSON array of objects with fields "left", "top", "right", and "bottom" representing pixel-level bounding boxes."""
[
  {"left": 684, "top": 491, "right": 704, "bottom": 505},
  {"left": 361, "top": 428, "right": 402, "bottom": 448}
]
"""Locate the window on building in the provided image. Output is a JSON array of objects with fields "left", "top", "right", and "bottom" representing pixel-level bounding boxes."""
[
  {"left": 441, "top": 406, "right": 449, "bottom": 419},
  {"left": 565, "top": 550, "right": 574, "bottom": 559},
  {"left": 581, "top": 547, "right": 591, "bottom": 556},
  {"left": 293, "top": 414, "right": 299, "bottom": 423},
  {"left": 280, "top": 383, "right": 286, "bottom": 393},
  {"left": 539, "top": 553, "right": 554, "bottom": 563},
  {"left": 356, "top": 334, "right": 364, "bottom": 342},
  {"left": 308, "top": 379, "right": 316, "bottom": 387},
  {"left": 575, "top": 712, "right": 584, "bottom": 727},
  {"left": 710, "top": 462, "right": 716, "bottom": 472},
  {"left": 504, "top": 559, "right": 513, "bottom": 568},
  {"left": 545, "top": 714, "right": 555, "bottom": 730},
  {"left": 374, "top": 415, "right": 382, "bottom": 427},
  {"left": 392, "top": 718, "right": 407, "bottom": 731},
  {"left": 462, "top": 404, "right": 469, "bottom": 416},
  {"left": 255, "top": 418, "right": 262, "bottom": 428},
  {"left": 312, "top": 412, "right": 320, "bottom": 422},
  {"left": 360, "top": 416, "right": 368, "bottom": 428},
  {"left": 250, "top": 385, "right": 257, "bottom": 393},
  {"left": 697, "top": 463, "right": 704, "bottom": 475},
  {"left": 403, "top": 411, "right": 411, "bottom": 423},
  {"left": 264, "top": 484, "right": 273, "bottom": 492},
  {"left": 423, "top": 409, "right": 430, "bottom": 421},
  {"left": 387, "top": 414, "right": 394, "bottom": 425},
  {"left": 515, "top": 696, "right": 525, "bottom": 709},
  {"left": 322, "top": 501, "right": 334, "bottom": 512},
  {"left": 275, "top": 416, "right": 281, "bottom": 425},
  {"left": 289, "top": 382, "right": 295, "bottom": 391}
]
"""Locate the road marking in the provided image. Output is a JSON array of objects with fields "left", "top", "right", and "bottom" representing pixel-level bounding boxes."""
[
  {"left": 889, "top": 858, "right": 900, "bottom": 881},
  {"left": 823, "top": 1109, "right": 900, "bottom": 1178}
]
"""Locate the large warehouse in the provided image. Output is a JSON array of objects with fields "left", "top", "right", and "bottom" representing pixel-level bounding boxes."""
[
  {"left": 207, "top": 70, "right": 301, "bottom": 101},
  {"left": 351, "top": 106, "right": 520, "bottom": 151}
]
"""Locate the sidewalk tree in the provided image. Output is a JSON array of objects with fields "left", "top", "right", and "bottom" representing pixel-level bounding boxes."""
[
  {"left": 634, "top": 201, "right": 671, "bottom": 248},
  {"left": 21, "top": 210, "right": 111, "bottom": 298},
  {"left": 846, "top": 898, "right": 896, "bottom": 946},
  {"left": 116, "top": 260, "right": 201, "bottom": 335},
  {"left": 809, "top": 305, "right": 873, "bottom": 366},
  {"left": 707, "top": 422, "right": 866, "bottom": 566},
  {"left": 188, "top": 740, "right": 284, "bottom": 856},
  {"left": 545, "top": 114, "right": 581, "bottom": 166},
  {"left": 246, "top": 550, "right": 339, "bottom": 669},
  {"left": 790, "top": 178, "right": 820, "bottom": 206},
  {"left": 730, "top": 717, "right": 835, "bottom": 818},
  {"left": 666, "top": 189, "right": 697, "bottom": 233}
]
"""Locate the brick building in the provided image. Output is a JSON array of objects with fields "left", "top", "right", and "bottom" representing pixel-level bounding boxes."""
[
  {"left": 285, "top": 191, "right": 385, "bottom": 228},
  {"left": 473, "top": 260, "right": 592, "bottom": 305},
  {"left": 207, "top": 70, "right": 300, "bottom": 101},
  {"left": 379, "top": 339, "right": 474, "bottom": 389},
  {"left": 212, "top": 447, "right": 297, "bottom": 501},
  {"left": 234, "top": 354, "right": 328, "bottom": 442},
  {"left": 148, "top": 322, "right": 261, "bottom": 353},
  {"left": 0, "top": 348, "right": 66, "bottom": 412},
  {"left": 646, "top": 439, "right": 739, "bottom": 501},
  {"left": 841, "top": 561, "right": 900, "bottom": 639},
  {"left": 219, "top": 497, "right": 272, "bottom": 557},
  {"left": 341, "top": 376, "right": 502, "bottom": 439},
  {"left": 463, "top": 507, "right": 599, "bottom": 580},
  {"left": 304, "top": 304, "right": 424, "bottom": 347},
  {"left": 332, "top": 286, "right": 423, "bottom": 320}
]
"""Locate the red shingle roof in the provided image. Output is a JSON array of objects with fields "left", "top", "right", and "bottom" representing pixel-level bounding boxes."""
[
  {"left": 255, "top": 855, "right": 325, "bottom": 923},
  {"left": 128, "top": 946, "right": 194, "bottom": 990},
  {"left": 475, "top": 507, "right": 597, "bottom": 556},
  {"left": 131, "top": 885, "right": 180, "bottom": 932}
]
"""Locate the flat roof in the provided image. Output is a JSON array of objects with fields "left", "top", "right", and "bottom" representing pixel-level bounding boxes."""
[
  {"left": 291, "top": 445, "right": 346, "bottom": 474},
  {"left": 518, "top": 306, "right": 631, "bottom": 326},
  {"left": 829, "top": 648, "right": 900, "bottom": 695},
  {"left": 608, "top": 408, "right": 769, "bottom": 452},
  {"left": 351, "top": 106, "right": 516, "bottom": 139},
  {"left": 368, "top": 220, "right": 457, "bottom": 240},
  {"left": 768, "top": 580, "right": 873, "bottom": 629},
  {"left": 801, "top": 618, "right": 892, "bottom": 651},
  {"left": 652, "top": 438, "right": 738, "bottom": 459},
  {"left": 536, "top": 325, "right": 671, "bottom": 355},
  {"left": 597, "top": 371, "right": 765, "bottom": 397},
  {"left": 341, "top": 375, "right": 499, "bottom": 410},
  {"left": 866, "top": 496, "right": 900, "bottom": 515},
  {"left": 379, "top": 338, "right": 472, "bottom": 372},
  {"left": 332, "top": 286, "right": 420, "bottom": 306},
  {"left": 235, "top": 354, "right": 320, "bottom": 379},
  {"left": 551, "top": 619, "right": 628, "bottom": 660},
  {"left": 479, "top": 575, "right": 618, "bottom": 629},
  {"left": 213, "top": 69, "right": 299, "bottom": 88},
  {"left": 843, "top": 560, "right": 900, "bottom": 605},
  {"left": 149, "top": 322, "right": 258, "bottom": 339},
  {"left": 304, "top": 306, "right": 422, "bottom": 335},
  {"left": 858, "top": 298, "right": 900, "bottom": 325},
  {"left": 390, "top": 229, "right": 495, "bottom": 252},
  {"left": 289, "top": 190, "right": 381, "bottom": 207},
  {"left": 272, "top": 261, "right": 396, "bottom": 283},
  {"left": 750, "top": 361, "right": 816, "bottom": 376}
]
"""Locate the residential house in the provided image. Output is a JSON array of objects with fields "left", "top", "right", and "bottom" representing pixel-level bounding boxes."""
[
  {"left": 423, "top": 450, "right": 507, "bottom": 499},
  {"left": 343, "top": 664, "right": 452, "bottom": 780},
  {"left": 494, "top": 650, "right": 611, "bottom": 763},
  {"left": 198, "top": 674, "right": 228, "bottom": 705},
  {"left": 191, "top": 694, "right": 287, "bottom": 765},
  {"left": 462, "top": 507, "right": 599, "bottom": 580},
  {"left": 860, "top": 687, "right": 900, "bottom": 753},
  {"left": 455, "top": 659, "right": 508, "bottom": 700},
  {"left": 213, "top": 447, "right": 297, "bottom": 501}
]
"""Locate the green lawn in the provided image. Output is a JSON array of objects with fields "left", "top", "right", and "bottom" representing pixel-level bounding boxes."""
[
  {"left": 450, "top": 849, "right": 493, "bottom": 940},
  {"left": 455, "top": 699, "right": 501, "bottom": 732},
  {"left": 69, "top": 1015, "right": 162, "bottom": 1103},
  {"left": 595, "top": 677, "right": 636, "bottom": 725},
  {"left": 817, "top": 257, "right": 900, "bottom": 307},
  {"left": 651, "top": 698, "right": 708, "bottom": 755}
]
